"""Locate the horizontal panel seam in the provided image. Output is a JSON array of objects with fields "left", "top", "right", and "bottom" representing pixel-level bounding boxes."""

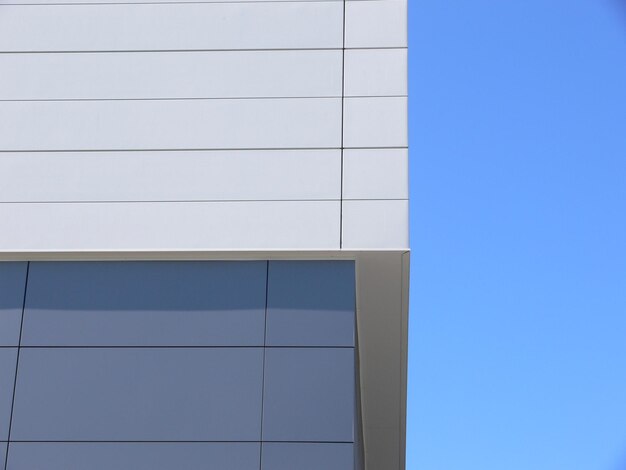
[
  {"left": 1, "top": 0, "right": 346, "bottom": 5},
  {"left": 0, "top": 95, "right": 407, "bottom": 102},
  {"left": 0, "top": 47, "right": 407, "bottom": 54},
  {"left": 342, "top": 198, "right": 408, "bottom": 201},
  {"left": 0, "top": 200, "right": 343, "bottom": 204},
  {"left": 0, "top": 0, "right": 392, "bottom": 6},
  {"left": 0, "top": 147, "right": 408, "bottom": 153},
  {"left": 0, "top": 199, "right": 407, "bottom": 204}
]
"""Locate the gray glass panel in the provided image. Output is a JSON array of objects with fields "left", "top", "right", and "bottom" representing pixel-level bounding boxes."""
[
  {"left": 23, "top": 261, "right": 266, "bottom": 346},
  {"left": 262, "top": 443, "right": 354, "bottom": 470},
  {"left": 262, "top": 348, "right": 354, "bottom": 442},
  {"left": 0, "top": 262, "right": 27, "bottom": 346},
  {"left": 1, "top": 443, "right": 6, "bottom": 469},
  {"left": 266, "top": 261, "right": 355, "bottom": 347},
  {"left": 11, "top": 348, "right": 263, "bottom": 441},
  {"left": 7, "top": 443, "right": 260, "bottom": 470},
  {"left": 0, "top": 349, "right": 17, "bottom": 441}
]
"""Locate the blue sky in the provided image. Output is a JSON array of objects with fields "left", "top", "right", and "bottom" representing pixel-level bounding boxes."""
[{"left": 407, "top": 1, "right": 626, "bottom": 469}]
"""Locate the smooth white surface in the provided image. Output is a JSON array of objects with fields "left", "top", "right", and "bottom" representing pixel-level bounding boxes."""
[
  {"left": 0, "top": 3, "right": 343, "bottom": 52},
  {"left": 342, "top": 200, "right": 409, "bottom": 249},
  {"left": 0, "top": 202, "right": 341, "bottom": 251},
  {"left": 343, "top": 97, "right": 408, "bottom": 148},
  {"left": 344, "top": 49, "right": 407, "bottom": 97},
  {"left": 6, "top": 0, "right": 341, "bottom": 3},
  {"left": 342, "top": 148, "right": 408, "bottom": 200},
  {"left": 0, "top": 151, "right": 341, "bottom": 203},
  {"left": 345, "top": 0, "right": 407, "bottom": 48},
  {"left": 0, "top": 51, "right": 342, "bottom": 100},
  {"left": 0, "top": 99, "right": 342, "bottom": 151}
]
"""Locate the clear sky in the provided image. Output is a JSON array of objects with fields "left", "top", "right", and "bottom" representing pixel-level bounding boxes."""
[{"left": 407, "top": 1, "right": 626, "bottom": 469}]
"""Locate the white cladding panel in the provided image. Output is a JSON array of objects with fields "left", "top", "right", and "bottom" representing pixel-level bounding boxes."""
[
  {"left": 0, "top": 0, "right": 408, "bottom": 251},
  {"left": 5, "top": 0, "right": 341, "bottom": 3},
  {"left": 0, "top": 151, "right": 341, "bottom": 202},
  {"left": 345, "top": 0, "right": 408, "bottom": 48},
  {"left": 0, "top": 3, "right": 343, "bottom": 52},
  {"left": 342, "top": 200, "right": 409, "bottom": 249},
  {"left": 343, "top": 149, "right": 408, "bottom": 200},
  {"left": 344, "top": 97, "right": 408, "bottom": 148},
  {"left": 0, "top": 99, "right": 342, "bottom": 151},
  {"left": 0, "top": 51, "right": 343, "bottom": 100},
  {"left": 0, "top": 202, "right": 340, "bottom": 251},
  {"left": 344, "top": 49, "right": 408, "bottom": 97}
]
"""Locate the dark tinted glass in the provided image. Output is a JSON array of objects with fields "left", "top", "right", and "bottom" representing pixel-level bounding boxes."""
[
  {"left": 0, "top": 349, "right": 17, "bottom": 441},
  {"left": 263, "top": 347, "right": 355, "bottom": 442},
  {"left": 7, "top": 443, "right": 260, "bottom": 470},
  {"left": 23, "top": 261, "right": 266, "bottom": 346},
  {"left": 0, "top": 262, "right": 27, "bottom": 346},
  {"left": 262, "top": 443, "right": 354, "bottom": 470},
  {"left": 11, "top": 348, "right": 263, "bottom": 441},
  {"left": 266, "top": 261, "right": 355, "bottom": 347}
]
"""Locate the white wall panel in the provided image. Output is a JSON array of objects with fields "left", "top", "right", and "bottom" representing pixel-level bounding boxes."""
[
  {"left": 345, "top": 1, "right": 407, "bottom": 48},
  {"left": 0, "top": 51, "right": 342, "bottom": 100},
  {"left": 6, "top": 0, "right": 341, "bottom": 3},
  {"left": 0, "top": 99, "right": 342, "bottom": 151},
  {"left": 0, "top": 2, "right": 343, "bottom": 52},
  {"left": 0, "top": 150, "right": 341, "bottom": 202},
  {"left": 343, "top": 97, "right": 407, "bottom": 148},
  {"left": 0, "top": 201, "right": 341, "bottom": 251},
  {"left": 343, "top": 149, "right": 408, "bottom": 200},
  {"left": 344, "top": 49, "right": 407, "bottom": 97},
  {"left": 342, "top": 200, "right": 408, "bottom": 249},
  {"left": 0, "top": 0, "right": 409, "bottom": 257}
]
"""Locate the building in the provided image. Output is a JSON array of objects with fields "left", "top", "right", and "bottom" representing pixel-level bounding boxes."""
[{"left": 0, "top": 1, "right": 408, "bottom": 469}]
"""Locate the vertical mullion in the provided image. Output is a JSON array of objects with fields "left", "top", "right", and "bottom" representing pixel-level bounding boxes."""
[
  {"left": 258, "top": 260, "right": 270, "bottom": 470},
  {"left": 3, "top": 262, "right": 30, "bottom": 470}
]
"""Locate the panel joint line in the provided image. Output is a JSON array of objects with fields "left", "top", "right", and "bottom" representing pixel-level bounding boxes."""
[{"left": 339, "top": 0, "right": 347, "bottom": 249}]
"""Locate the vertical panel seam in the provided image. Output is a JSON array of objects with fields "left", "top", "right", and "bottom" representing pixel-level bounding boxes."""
[
  {"left": 339, "top": 0, "right": 347, "bottom": 249},
  {"left": 3, "top": 261, "right": 30, "bottom": 470},
  {"left": 258, "top": 260, "right": 270, "bottom": 470}
]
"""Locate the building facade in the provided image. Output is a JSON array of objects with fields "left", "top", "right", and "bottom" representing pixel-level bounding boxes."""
[{"left": 0, "top": 1, "right": 408, "bottom": 469}]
